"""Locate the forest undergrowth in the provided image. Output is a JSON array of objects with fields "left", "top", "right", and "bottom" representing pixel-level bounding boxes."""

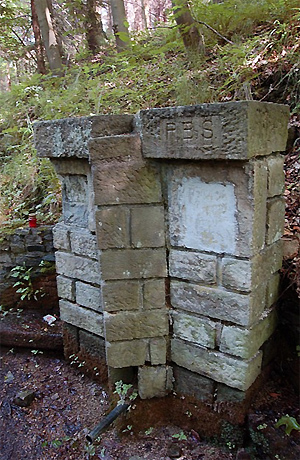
[{"left": 0, "top": 0, "right": 299, "bottom": 227}]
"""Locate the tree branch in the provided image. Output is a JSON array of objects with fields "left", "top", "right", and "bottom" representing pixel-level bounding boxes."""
[
  {"left": 11, "top": 29, "right": 38, "bottom": 63},
  {"left": 195, "top": 20, "right": 234, "bottom": 45}
]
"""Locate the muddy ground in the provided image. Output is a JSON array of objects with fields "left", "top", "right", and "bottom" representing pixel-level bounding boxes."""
[{"left": 0, "top": 343, "right": 299, "bottom": 460}]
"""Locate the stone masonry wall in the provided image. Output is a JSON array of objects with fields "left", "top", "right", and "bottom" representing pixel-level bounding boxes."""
[
  {"left": 34, "top": 102, "right": 289, "bottom": 401},
  {"left": 0, "top": 226, "right": 57, "bottom": 309}
]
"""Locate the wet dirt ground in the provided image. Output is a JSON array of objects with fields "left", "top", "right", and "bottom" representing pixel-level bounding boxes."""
[{"left": 0, "top": 345, "right": 299, "bottom": 460}]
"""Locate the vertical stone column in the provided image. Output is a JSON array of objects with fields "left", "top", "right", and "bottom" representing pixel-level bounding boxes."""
[
  {"left": 89, "top": 132, "right": 170, "bottom": 398},
  {"left": 34, "top": 115, "right": 134, "bottom": 378},
  {"left": 139, "top": 101, "right": 289, "bottom": 397}
]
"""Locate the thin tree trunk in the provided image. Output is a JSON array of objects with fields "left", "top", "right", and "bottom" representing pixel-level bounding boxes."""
[
  {"left": 86, "top": 0, "right": 107, "bottom": 54},
  {"left": 6, "top": 62, "right": 11, "bottom": 90},
  {"left": 110, "top": 0, "right": 130, "bottom": 51},
  {"left": 34, "top": 0, "right": 62, "bottom": 74},
  {"left": 31, "top": 0, "right": 46, "bottom": 74},
  {"left": 141, "top": 0, "right": 148, "bottom": 30},
  {"left": 172, "top": 0, "right": 205, "bottom": 54}
]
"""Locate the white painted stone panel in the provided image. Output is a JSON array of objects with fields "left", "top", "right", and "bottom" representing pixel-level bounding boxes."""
[{"left": 169, "top": 177, "right": 237, "bottom": 253}]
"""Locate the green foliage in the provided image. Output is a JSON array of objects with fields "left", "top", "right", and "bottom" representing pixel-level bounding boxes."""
[
  {"left": 114, "top": 380, "right": 138, "bottom": 406},
  {"left": 192, "top": 0, "right": 300, "bottom": 43},
  {"left": 0, "top": 0, "right": 298, "bottom": 229},
  {"left": 10, "top": 262, "right": 45, "bottom": 301},
  {"left": 275, "top": 415, "right": 300, "bottom": 436},
  {"left": 0, "top": 0, "right": 32, "bottom": 61},
  {"left": 172, "top": 430, "right": 187, "bottom": 441}
]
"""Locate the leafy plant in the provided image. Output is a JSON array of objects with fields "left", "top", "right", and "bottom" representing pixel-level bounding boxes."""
[
  {"left": 172, "top": 430, "right": 187, "bottom": 441},
  {"left": 114, "top": 380, "right": 138, "bottom": 406},
  {"left": 275, "top": 415, "right": 300, "bottom": 435},
  {"left": 10, "top": 262, "right": 45, "bottom": 301}
]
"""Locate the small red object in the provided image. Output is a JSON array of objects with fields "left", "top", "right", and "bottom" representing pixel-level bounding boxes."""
[{"left": 29, "top": 214, "right": 37, "bottom": 228}]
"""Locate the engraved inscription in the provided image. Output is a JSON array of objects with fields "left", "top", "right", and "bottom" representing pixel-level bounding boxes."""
[
  {"left": 183, "top": 121, "right": 193, "bottom": 139},
  {"left": 161, "top": 116, "right": 222, "bottom": 155},
  {"left": 166, "top": 122, "right": 176, "bottom": 138}
]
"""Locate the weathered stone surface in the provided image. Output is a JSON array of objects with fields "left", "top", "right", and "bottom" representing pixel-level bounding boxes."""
[
  {"left": 251, "top": 159, "right": 267, "bottom": 252},
  {"left": 91, "top": 149, "right": 162, "bottom": 206},
  {"left": 101, "top": 249, "right": 167, "bottom": 280},
  {"left": 131, "top": 206, "right": 165, "bottom": 248},
  {"left": 96, "top": 207, "right": 130, "bottom": 249},
  {"left": 102, "top": 280, "right": 140, "bottom": 311},
  {"left": 169, "top": 250, "right": 217, "bottom": 284},
  {"left": 63, "top": 203, "right": 89, "bottom": 227},
  {"left": 104, "top": 310, "right": 168, "bottom": 341},
  {"left": 149, "top": 337, "right": 167, "bottom": 365},
  {"left": 171, "top": 281, "right": 264, "bottom": 326},
  {"left": 76, "top": 281, "right": 102, "bottom": 311},
  {"left": 79, "top": 330, "right": 106, "bottom": 359},
  {"left": 89, "top": 134, "right": 140, "bottom": 159},
  {"left": 34, "top": 117, "right": 92, "bottom": 158},
  {"left": 219, "top": 309, "right": 277, "bottom": 359},
  {"left": 266, "top": 198, "right": 285, "bottom": 245},
  {"left": 267, "top": 154, "right": 285, "bottom": 197},
  {"left": 138, "top": 365, "right": 172, "bottom": 399},
  {"left": 221, "top": 258, "right": 252, "bottom": 292},
  {"left": 55, "top": 251, "right": 100, "bottom": 284},
  {"left": 171, "top": 338, "right": 262, "bottom": 391},
  {"left": 52, "top": 224, "right": 70, "bottom": 251},
  {"left": 106, "top": 339, "right": 148, "bottom": 367},
  {"left": 70, "top": 230, "right": 98, "bottom": 259},
  {"left": 173, "top": 365, "right": 214, "bottom": 401},
  {"left": 90, "top": 114, "right": 134, "bottom": 138},
  {"left": 143, "top": 279, "right": 166, "bottom": 309},
  {"left": 51, "top": 158, "right": 90, "bottom": 176},
  {"left": 14, "top": 390, "right": 36, "bottom": 407},
  {"left": 34, "top": 115, "right": 134, "bottom": 159},
  {"left": 60, "top": 300, "right": 104, "bottom": 336},
  {"left": 167, "top": 162, "right": 264, "bottom": 258},
  {"left": 266, "top": 273, "right": 280, "bottom": 309},
  {"left": 0, "top": 252, "right": 13, "bottom": 264},
  {"left": 62, "top": 174, "right": 88, "bottom": 203},
  {"left": 172, "top": 311, "right": 216, "bottom": 348},
  {"left": 216, "top": 383, "right": 246, "bottom": 403},
  {"left": 56, "top": 275, "right": 75, "bottom": 301},
  {"left": 139, "top": 102, "right": 289, "bottom": 160},
  {"left": 10, "top": 234, "right": 25, "bottom": 253},
  {"left": 169, "top": 175, "right": 238, "bottom": 253},
  {"left": 252, "top": 240, "right": 283, "bottom": 288}
]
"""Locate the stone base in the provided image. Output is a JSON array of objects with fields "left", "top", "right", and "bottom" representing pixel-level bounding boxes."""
[
  {"left": 62, "top": 323, "right": 108, "bottom": 383},
  {"left": 115, "top": 364, "right": 273, "bottom": 440}
]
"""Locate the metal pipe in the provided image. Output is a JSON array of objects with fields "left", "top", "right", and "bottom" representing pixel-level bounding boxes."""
[{"left": 86, "top": 403, "right": 130, "bottom": 443}]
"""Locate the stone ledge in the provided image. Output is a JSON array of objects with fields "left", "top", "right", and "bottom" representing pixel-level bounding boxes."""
[
  {"left": 171, "top": 338, "right": 262, "bottom": 391},
  {"left": 60, "top": 300, "right": 104, "bottom": 337},
  {"left": 139, "top": 101, "right": 289, "bottom": 160}
]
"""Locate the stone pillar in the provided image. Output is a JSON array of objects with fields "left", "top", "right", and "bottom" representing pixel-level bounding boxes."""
[
  {"left": 139, "top": 101, "right": 289, "bottom": 397},
  {"left": 89, "top": 130, "right": 170, "bottom": 398},
  {"left": 34, "top": 101, "right": 289, "bottom": 401},
  {"left": 34, "top": 115, "right": 135, "bottom": 379}
]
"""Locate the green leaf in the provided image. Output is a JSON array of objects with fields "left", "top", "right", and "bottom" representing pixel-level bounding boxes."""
[
  {"left": 275, "top": 415, "right": 300, "bottom": 435},
  {"left": 117, "top": 32, "right": 131, "bottom": 43}
]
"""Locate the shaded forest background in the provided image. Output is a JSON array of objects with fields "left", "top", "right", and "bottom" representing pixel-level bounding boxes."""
[{"left": 0, "top": 0, "right": 299, "bottom": 230}]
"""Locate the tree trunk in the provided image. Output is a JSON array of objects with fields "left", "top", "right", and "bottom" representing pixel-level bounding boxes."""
[
  {"left": 85, "top": 0, "right": 107, "bottom": 54},
  {"left": 110, "top": 0, "right": 130, "bottom": 51},
  {"left": 172, "top": 0, "right": 204, "bottom": 54},
  {"left": 31, "top": 0, "right": 46, "bottom": 74},
  {"left": 34, "top": 0, "right": 62, "bottom": 74},
  {"left": 140, "top": 0, "right": 148, "bottom": 30}
]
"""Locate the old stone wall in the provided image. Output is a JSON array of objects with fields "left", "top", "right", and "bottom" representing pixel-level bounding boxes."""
[
  {"left": 34, "top": 101, "right": 289, "bottom": 402},
  {"left": 0, "top": 226, "right": 57, "bottom": 309}
]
